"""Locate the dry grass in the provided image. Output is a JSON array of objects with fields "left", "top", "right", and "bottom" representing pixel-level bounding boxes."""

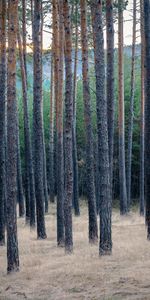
[{"left": 0, "top": 203, "right": 150, "bottom": 300}]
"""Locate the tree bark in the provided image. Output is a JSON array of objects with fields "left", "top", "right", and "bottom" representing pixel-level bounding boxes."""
[
  {"left": 17, "top": 116, "right": 25, "bottom": 218},
  {"left": 17, "top": 27, "right": 36, "bottom": 226},
  {"left": 72, "top": 0, "right": 80, "bottom": 216},
  {"left": 106, "top": 0, "right": 115, "bottom": 197},
  {"left": 33, "top": 0, "right": 47, "bottom": 239},
  {"left": 7, "top": 0, "right": 19, "bottom": 273},
  {"left": 80, "top": 0, "right": 98, "bottom": 243},
  {"left": 57, "top": 0, "right": 65, "bottom": 246},
  {"left": 49, "top": 42, "right": 55, "bottom": 203},
  {"left": 144, "top": 0, "right": 150, "bottom": 239},
  {"left": 140, "top": 0, "right": 145, "bottom": 216},
  {"left": 91, "top": 0, "right": 112, "bottom": 255},
  {"left": 22, "top": 0, "right": 27, "bottom": 76},
  {"left": 0, "top": 0, "right": 6, "bottom": 246},
  {"left": 63, "top": 0, "right": 73, "bottom": 253},
  {"left": 118, "top": 0, "right": 128, "bottom": 215},
  {"left": 126, "top": 0, "right": 137, "bottom": 210}
]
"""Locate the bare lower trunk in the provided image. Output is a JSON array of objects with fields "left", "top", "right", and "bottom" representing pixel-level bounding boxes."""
[
  {"left": 140, "top": 0, "right": 145, "bottom": 216},
  {"left": 72, "top": 1, "right": 80, "bottom": 216},
  {"left": 33, "top": 0, "right": 47, "bottom": 239},
  {"left": 144, "top": 0, "right": 150, "bottom": 239},
  {"left": 91, "top": 0, "right": 112, "bottom": 255},
  {"left": 17, "top": 27, "right": 36, "bottom": 227},
  {"left": 49, "top": 46, "right": 55, "bottom": 203},
  {"left": 126, "top": 0, "right": 136, "bottom": 210},
  {"left": 63, "top": 0, "right": 73, "bottom": 253},
  {"left": 0, "top": 0, "right": 6, "bottom": 246},
  {"left": 106, "top": 0, "right": 115, "bottom": 197},
  {"left": 7, "top": 0, "right": 19, "bottom": 273},
  {"left": 118, "top": 0, "right": 127, "bottom": 215},
  {"left": 80, "top": 0, "right": 98, "bottom": 244}
]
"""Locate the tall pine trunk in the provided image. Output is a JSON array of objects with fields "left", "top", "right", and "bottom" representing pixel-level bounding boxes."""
[
  {"left": 33, "top": 0, "right": 47, "bottom": 239},
  {"left": 49, "top": 42, "right": 55, "bottom": 203},
  {"left": 140, "top": 0, "right": 145, "bottom": 215},
  {"left": 63, "top": 0, "right": 73, "bottom": 253},
  {"left": 72, "top": 1, "right": 80, "bottom": 216},
  {"left": 91, "top": 0, "right": 112, "bottom": 255},
  {"left": 52, "top": 0, "right": 65, "bottom": 246},
  {"left": 144, "top": 0, "right": 150, "bottom": 239},
  {"left": 17, "top": 114, "right": 25, "bottom": 218},
  {"left": 22, "top": 0, "right": 27, "bottom": 76},
  {"left": 17, "top": 28, "right": 36, "bottom": 226},
  {"left": 118, "top": 0, "right": 127, "bottom": 215},
  {"left": 0, "top": 0, "right": 6, "bottom": 246},
  {"left": 80, "top": 0, "right": 98, "bottom": 244},
  {"left": 126, "top": 0, "right": 136, "bottom": 210},
  {"left": 7, "top": 0, "right": 19, "bottom": 273},
  {"left": 106, "top": 0, "right": 115, "bottom": 197},
  {"left": 57, "top": 0, "right": 65, "bottom": 246}
]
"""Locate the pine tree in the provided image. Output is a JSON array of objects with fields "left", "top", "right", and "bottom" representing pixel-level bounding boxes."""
[
  {"left": 118, "top": 0, "right": 128, "bottom": 215},
  {"left": 63, "top": 0, "right": 73, "bottom": 253},
  {"left": 144, "top": 0, "right": 150, "bottom": 239},
  {"left": 126, "top": 0, "right": 137, "bottom": 210},
  {"left": 91, "top": 0, "right": 112, "bottom": 255},
  {"left": 140, "top": 0, "right": 145, "bottom": 215},
  {"left": 33, "top": 0, "right": 47, "bottom": 239},
  {"left": 80, "top": 0, "right": 98, "bottom": 243},
  {"left": 7, "top": 0, "right": 19, "bottom": 273},
  {"left": 106, "top": 0, "right": 115, "bottom": 196},
  {"left": 0, "top": 0, "right": 6, "bottom": 246}
]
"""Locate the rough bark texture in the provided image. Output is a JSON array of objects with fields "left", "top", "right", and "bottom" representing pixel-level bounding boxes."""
[
  {"left": 144, "top": 0, "right": 150, "bottom": 239},
  {"left": 126, "top": 0, "right": 136, "bottom": 210},
  {"left": 0, "top": 0, "right": 6, "bottom": 246},
  {"left": 80, "top": 0, "right": 98, "bottom": 244},
  {"left": 49, "top": 43, "right": 55, "bottom": 203},
  {"left": 33, "top": 0, "right": 47, "bottom": 239},
  {"left": 63, "top": 0, "right": 73, "bottom": 253},
  {"left": 57, "top": 0, "right": 65, "bottom": 246},
  {"left": 22, "top": 0, "right": 27, "bottom": 76},
  {"left": 17, "top": 116, "right": 25, "bottom": 218},
  {"left": 52, "top": 0, "right": 65, "bottom": 246},
  {"left": 7, "top": 0, "right": 19, "bottom": 273},
  {"left": 140, "top": 0, "right": 145, "bottom": 216},
  {"left": 106, "top": 0, "right": 115, "bottom": 197},
  {"left": 118, "top": 0, "right": 128, "bottom": 215},
  {"left": 91, "top": 0, "right": 112, "bottom": 255},
  {"left": 18, "top": 28, "right": 36, "bottom": 226},
  {"left": 72, "top": 1, "right": 80, "bottom": 216}
]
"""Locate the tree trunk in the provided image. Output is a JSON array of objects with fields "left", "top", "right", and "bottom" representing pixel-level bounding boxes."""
[
  {"left": 6, "top": 0, "right": 19, "bottom": 273},
  {"left": 140, "top": 0, "right": 145, "bottom": 216},
  {"left": 144, "top": 0, "right": 150, "bottom": 239},
  {"left": 91, "top": 0, "right": 112, "bottom": 255},
  {"left": 0, "top": 0, "right": 6, "bottom": 246},
  {"left": 106, "top": 0, "right": 115, "bottom": 197},
  {"left": 17, "top": 27, "right": 36, "bottom": 227},
  {"left": 57, "top": 0, "right": 65, "bottom": 246},
  {"left": 17, "top": 116, "right": 25, "bottom": 218},
  {"left": 72, "top": 0, "right": 80, "bottom": 216},
  {"left": 49, "top": 42, "right": 55, "bottom": 203},
  {"left": 63, "top": 0, "right": 73, "bottom": 253},
  {"left": 33, "top": 0, "right": 47, "bottom": 239},
  {"left": 118, "top": 0, "right": 128, "bottom": 215},
  {"left": 126, "top": 0, "right": 136, "bottom": 210},
  {"left": 22, "top": 0, "right": 27, "bottom": 76},
  {"left": 80, "top": 0, "right": 98, "bottom": 244}
]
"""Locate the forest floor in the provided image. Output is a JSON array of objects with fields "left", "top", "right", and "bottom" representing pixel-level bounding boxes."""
[{"left": 0, "top": 202, "right": 150, "bottom": 300}]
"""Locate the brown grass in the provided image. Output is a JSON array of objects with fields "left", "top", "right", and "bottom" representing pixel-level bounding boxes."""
[{"left": 0, "top": 203, "right": 150, "bottom": 300}]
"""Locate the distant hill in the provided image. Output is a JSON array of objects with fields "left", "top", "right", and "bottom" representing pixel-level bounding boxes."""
[{"left": 17, "top": 44, "right": 141, "bottom": 92}]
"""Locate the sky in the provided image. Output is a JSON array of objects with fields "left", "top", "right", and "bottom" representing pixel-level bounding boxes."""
[{"left": 27, "top": 0, "right": 141, "bottom": 50}]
